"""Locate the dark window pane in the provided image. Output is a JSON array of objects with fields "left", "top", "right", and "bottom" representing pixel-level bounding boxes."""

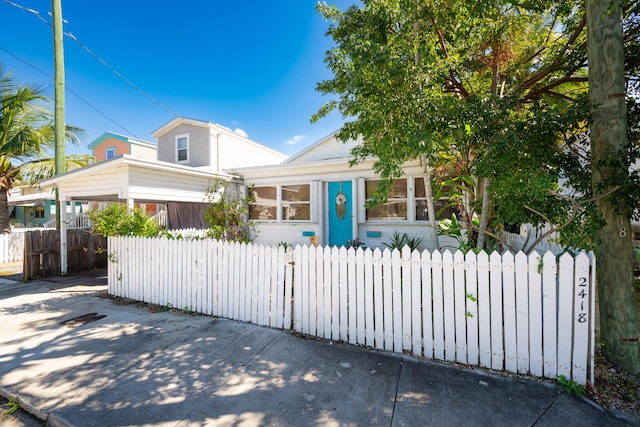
[
  {"left": 366, "top": 201, "right": 407, "bottom": 220},
  {"left": 365, "top": 179, "right": 406, "bottom": 199},
  {"left": 416, "top": 200, "right": 455, "bottom": 221},
  {"left": 282, "top": 184, "right": 310, "bottom": 201},
  {"left": 252, "top": 186, "right": 277, "bottom": 202},
  {"left": 282, "top": 203, "right": 310, "bottom": 221},
  {"left": 249, "top": 205, "right": 277, "bottom": 220}
]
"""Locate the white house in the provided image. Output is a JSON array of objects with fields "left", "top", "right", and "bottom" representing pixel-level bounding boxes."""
[
  {"left": 233, "top": 133, "right": 456, "bottom": 251},
  {"left": 40, "top": 117, "right": 288, "bottom": 229},
  {"left": 40, "top": 118, "right": 461, "bottom": 250}
]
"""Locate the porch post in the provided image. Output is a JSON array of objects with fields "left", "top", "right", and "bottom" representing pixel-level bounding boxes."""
[
  {"left": 351, "top": 178, "right": 358, "bottom": 243},
  {"left": 59, "top": 194, "right": 67, "bottom": 275},
  {"left": 127, "top": 199, "right": 135, "bottom": 210}
]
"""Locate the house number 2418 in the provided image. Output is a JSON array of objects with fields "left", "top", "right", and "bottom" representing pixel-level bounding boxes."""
[{"left": 577, "top": 277, "right": 588, "bottom": 323}]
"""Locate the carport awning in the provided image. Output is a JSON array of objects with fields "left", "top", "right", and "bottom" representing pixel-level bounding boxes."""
[{"left": 39, "top": 154, "right": 241, "bottom": 204}]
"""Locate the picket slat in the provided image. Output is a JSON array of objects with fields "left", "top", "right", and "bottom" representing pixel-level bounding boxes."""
[
  {"left": 422, "top": 250, "right": 434, "bottom": 359},
  {"left": 477, "top": 251, "right": 491, "bottom": 369},
  {"left": 356, "top": 248, "right": 366, "bottom": 345},
  {"left": 107, "top": 238, "right": 594, "bottom": 385},
  {"left": 316, "top": 246, "right": 325, "bottom": 338},
  {"left": 331, "top": 247, "right": 341, "bottom": 340},
  {"left": 382, "top": 249, "right": 394, "bottom": 351},
  {"left": 410, "top": 250, "right": 422, "bottom": 356},
  {"left": 364, "top": 249, "right": 375, "bottom": 347},
  {"left": 373, "top": 248, "right": 384, "bottom": 350},
  {"left": 572, "top": 253, "right": 591, "bottom": 385},
  {"left": 542, "top": 251, "right": 558, "bottom": 378},
  {"left": 453, "top": 250, "right": 467, "bottom": 364},
  {"left": 392, "top": 249, "right": 403, "bottom": 352},
  {"left": 322, "top": 247, "right": 332, "bottom": 338},
  {"left": 432, "top": 250, "right": 445, "bottom": 360},
  {"left": 557, "top": 259, "right": 576, "bottom": 339},
  {"left": 402, "top": 247, "right": 413, "bottom": 352},
  {"left": 515, "top": 252, "right": 530, "bottom": 374},
  {"left": 528, "top": 253, "right": 543, "bottom": 377},
  {"left": 442, "top": 251, "right": 456, "bottom": 362},
  {"left": 465, "top": 252, "right": 479, "bottom": 366},
  {"left": 348, "top": 248, "right": 357, "bottom": 345}
]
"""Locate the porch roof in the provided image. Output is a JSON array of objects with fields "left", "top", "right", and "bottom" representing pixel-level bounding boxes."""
[{"left": 39, "top": 154, "right": 238, "bottom": 203}]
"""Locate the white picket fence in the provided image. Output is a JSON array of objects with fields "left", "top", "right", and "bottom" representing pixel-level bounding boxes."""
[
  {"left": 0, "top": 232, "right": 26, "bottom": 263},
  {"left": 108, "top": 236, "right": 595, "bottom": 385}
]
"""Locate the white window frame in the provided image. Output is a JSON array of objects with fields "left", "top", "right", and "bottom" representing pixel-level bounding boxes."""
[
  {"left": 105, "top": 146, "right": 116, "bottom": 159},
  {"left": 364, "top": 178, "right": 409, "bottom": 222},
  {"left": 249, "top": 182, "right": 313, "bottom": 223},
  {"left": 281, "top": 183, "right": 311, "bottom": 222},
  {"left": 175, "top": 134, "right": 189, "bottom": 163}
]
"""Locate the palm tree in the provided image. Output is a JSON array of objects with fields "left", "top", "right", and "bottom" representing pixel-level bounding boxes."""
[{"left": 0, "top": 67, "right": 85, "bottom": 233}]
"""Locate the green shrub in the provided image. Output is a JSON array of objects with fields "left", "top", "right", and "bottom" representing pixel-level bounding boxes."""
[
  {"left": 383, "top": 231, "right": 423, "bottom": 251},
  {"left": 89, "top": 203, "right": 166, "bottom": 237},
  {"left": 202, "top": 180, "right": 255, "bottom": 243}
]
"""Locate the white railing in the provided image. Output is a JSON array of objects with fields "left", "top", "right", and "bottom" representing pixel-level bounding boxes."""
[
  {"left": 151, "top": 210, "right": 167, "bottom": 228},
  {"left": 108, "top": 237, "right": 595, "bottom": 385},
  {"left": 67, "top": 213, "right": 92, "bottom": 229}
]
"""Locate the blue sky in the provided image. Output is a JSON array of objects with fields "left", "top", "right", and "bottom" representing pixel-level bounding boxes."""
[{"left": 0, "top": 1, "right": 358, "bottom": 156}]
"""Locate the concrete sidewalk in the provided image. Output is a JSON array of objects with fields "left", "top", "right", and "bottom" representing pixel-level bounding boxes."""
[{"left": 0, "top": 272, "right": 633, "bottom": 426}]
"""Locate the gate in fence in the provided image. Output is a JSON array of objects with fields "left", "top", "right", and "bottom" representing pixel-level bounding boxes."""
[
  {"left": 108, "top": 236, "right": 595, "bottom": 385},
  {"left": 24, "top": 229, "right": 108, "bottom": 279}
]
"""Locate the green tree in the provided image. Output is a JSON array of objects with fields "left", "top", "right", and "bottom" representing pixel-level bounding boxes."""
[
  {"left": 314, "top": 0, "right": 591, "bottom": 251},
  {"left": 314, "top": 0, "right": 639, "bottom": 372},
  {"left": 0, "top": 67, "right": 84, "bottom": 233}
]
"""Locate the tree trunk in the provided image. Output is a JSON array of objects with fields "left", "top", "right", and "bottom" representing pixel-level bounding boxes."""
[
  {"left": 0, "top": 188, "right": 12, "bottom": 234},
  {"left": 476, "top": 177, "right": 491, "bottom": 250},
  {"left": 420, "top": 158, "right": 440, "bottom": 250},
  {"left": 587, "top": 0, "right": 639, "bottom": 373}
]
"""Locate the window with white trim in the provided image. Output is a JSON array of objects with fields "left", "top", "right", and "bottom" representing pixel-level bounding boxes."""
[
  {"left": 249, "top": 186, "right": 277, "bottom": 221},
  {"left": 414, "top": 177, "right": 455, "bottom": 221},
  {"left": 105, "top": 147, "right": 116, "bottom": 159},
  {"left": 281, "top": 184, "right": 310, "bottom": 221},
  {"left": 365, "top": 179, "right": 407, "bottom": 220},
  {"left": 249, "top": 184, "right": 311, "bottom": 222},
  {"left": 176, "top": 134, "right": 189, "bottom": 163}
]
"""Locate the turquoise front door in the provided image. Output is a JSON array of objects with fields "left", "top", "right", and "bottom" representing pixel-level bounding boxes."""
[{"left": 328, "top": 181, "right": 352, "bottom": 247}]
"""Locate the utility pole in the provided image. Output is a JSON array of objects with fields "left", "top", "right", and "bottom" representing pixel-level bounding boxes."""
[
  {"left": 52, "top": 0, "right": 67, "bottom": 274},
  {"left": 587, "top": 0, "right": 639, "bottom": 373}
]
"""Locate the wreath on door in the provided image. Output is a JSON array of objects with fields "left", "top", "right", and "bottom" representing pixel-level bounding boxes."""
[{"left": 336, "top": 191, "right": 347, "bottom": 220}]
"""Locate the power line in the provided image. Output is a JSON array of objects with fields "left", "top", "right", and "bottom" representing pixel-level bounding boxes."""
[
  {"left": 2, "top": 0, "right": 180, "bottom": 118},
  {"left": 0, "top": 46, "right": 141, "bottom": 139}
]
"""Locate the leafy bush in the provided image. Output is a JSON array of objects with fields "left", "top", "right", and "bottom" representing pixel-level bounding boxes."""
[
  {"left": 202, "top": 180, "right": 255, "bottom": 243},
  {"left": 89, "top": 203, "right": 166, "bottom": 237}
]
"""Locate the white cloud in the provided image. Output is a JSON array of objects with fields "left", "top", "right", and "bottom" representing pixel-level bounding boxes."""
[
  {"left": 233, "top": 128, "right": 248, "bottom": 138},
  {"left": 285, "top": 135, "right": 305, "bottom": 146}
]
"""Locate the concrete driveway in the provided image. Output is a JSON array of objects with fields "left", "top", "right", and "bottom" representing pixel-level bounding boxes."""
[{"left": 0, "top": 271, "right": 633, "bottom": 426}]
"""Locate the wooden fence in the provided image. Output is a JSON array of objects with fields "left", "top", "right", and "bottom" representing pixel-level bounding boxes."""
[
  {"left": 24, "top": 229, "right": 107, "bottom": 279},
  {"left": 108, "top": 236, "right": 595, "bottom": 385}
]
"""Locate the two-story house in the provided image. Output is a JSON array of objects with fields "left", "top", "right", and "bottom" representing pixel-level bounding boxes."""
[{"left": 40, "top": 117, "right": 288, "bottom": 230}]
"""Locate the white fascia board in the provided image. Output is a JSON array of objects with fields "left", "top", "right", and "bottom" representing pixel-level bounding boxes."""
[
  {"left": 40, "top": 154, "right": 240, "bottom": 188},
  {"left": 233, "top": 157, "right": 424, "bottom": 180}
]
